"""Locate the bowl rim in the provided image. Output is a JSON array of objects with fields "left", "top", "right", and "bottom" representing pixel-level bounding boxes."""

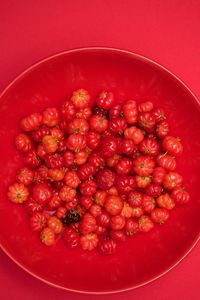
[{"left": 0, "top": 46, "right": 200, "bottom": 294}]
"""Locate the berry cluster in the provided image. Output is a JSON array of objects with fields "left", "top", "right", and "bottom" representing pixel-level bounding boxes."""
[{"left": 7, "top": 89, "right": 190, "bottom": 255}]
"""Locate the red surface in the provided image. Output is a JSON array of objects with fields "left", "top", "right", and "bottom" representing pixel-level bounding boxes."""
[{"left": 0, "top": 0, "right": 200, "bottom": 299}]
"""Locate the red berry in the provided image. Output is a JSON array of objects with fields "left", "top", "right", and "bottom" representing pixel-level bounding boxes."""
[
  {"left": 96, "top": 91, "right": 115, "bottom": 109},
  {"left": 105, "top": 195, "right": 123, "bottom": 215},
  {"left": 98, "top": 239, "right": 117, "bottom": 255},
  {"left": 96, "top": 169, "right": 116, "bottom": 190},
  {"left": 80, "top": 180, "right": 97, "bottom": 196},
  {"left": 115, "top": 176, "right": 136, "bottom": 195}
]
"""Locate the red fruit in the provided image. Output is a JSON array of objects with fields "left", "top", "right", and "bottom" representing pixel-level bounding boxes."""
[
  {"left": 139, "top": 138, "right": 159, "bottom": 156},
  {"left": 59, "top": 186, "right": 76, "bottom": 202},
  {"left": 89, "top": 115, "right": 108, "bottom": 133},
  {"left": 151, "top": 208, "right": 169, "bottom": 224},
  {"left": 42, "top": 135, "right": 58, "bottom": 154},
  {"left": 98, "top": 239, "right": 117, "bottom": 255},
  {"left": 96, "top": 211, "right": 110, "bottom": 227},
  {"left": 135, "top": 175, "right": 151, "bottom": 188},
  {"left": 171, "top": 186, "right": 190, "bottom": 204},
  {"left": 110, "top": 215, "right": 126, "bottom": 230},
  {"left": 99, "top": 136, "right": 119, "bottom": 159},
  {"left": 125, "top": 218, "right": 139, "bottom": 236},
  {"left": 71, "top": 89, "right": 90, "bottom": 109},
  {"left": 56, "top": 206, "right": 67, "bottom": 219},
  {"left": 121, "top": 139, "right": 138, "bottom": 156},
  {"left": 63, "top": 227, "right": 80, "bottom": 248},
  {"left": 124, "top": 126, "right": 144, "bottom": 144},
  {"left": 15, "top": 133, "right": 32, "bottom": 152},
  {"left": 65, "top": 195, "right": 79, "bottom": 210},
  {"left": 76, "top": 107, "right": 92, "bottom": 120},
  {"left": 153, "top": 167, "right": 167, "bottom": 184},
  {"left": 32, "top": 183, "right": 52, "bottom": 205},
  {"left": 20, "top": 112, "right": 43, "bottom": 132},
  {"left": 66, "top": 134, "right": 86, "bottom": 152},
  {"left": 88, "top": 153, "right": 105, "bottom": 170},
  {"left": 96, "top": 169, "right": 116, "bottom": 190},
  {"left": 77, "top": 163, "right": 96, "bottom": 180},
  {"left": 115, "top": 176, "right": 136, "bottom": 195},
  {"left": 138, "top": 101, "right": 154, "bottom": 112},
  {"left": 74, "top": 150, "right": 88, "bottom": 165},
  {"left": 7, "top": 183, "right": 29, "bottom": 204},
  {"left": 145, "top": 183, "right": 162, "bottom": 197},
  {"left": 81, "top": 196, "right": 93, "bottom": 209},
  {"left": 132, "top": 206, "right": 144, "bottom": 218},
  {"left": 122, "top": 100, "right": 138, "bottom": 124},
  {"left": 63, "top": 151, "right": 74, "bottom": 167},
  {"left": 36, "top": 144, "right": 47, "bottom": 159},
  {"left": 142, "top": 195, "right": 156, "bottom": 213},
  {"left": 25, "top": 197, "right": 44, "bottom": 215},
  {"left": 92, "top": 105, "right": 108, "bottom": 118},
  {"left": 24, "top": 149, "right": 41, "bottom": 168},
  {"left": 106, "top": 154, "right": 121, "bottom": 168},
  {"left": 156, "top": 121, "right": 169, "bottom": 138},
  {"left": 90, "top": 204, "right": 102, "bottom": 217},
  {"left": 45, "top": 153, "right": 64, "bottom": 168},
  {"left": 93, "top": 190, "right": 107, "bottom": 206},
  {"left": 163, "top": 172, "right": 183, "bottom": 190},
  {"left": 61, "top": 101, "right": 77, "bottom": 121},
  {"left": 80, "top": 213, "right": 96, "bottom": 235},
  {"left": 105, "top": 195, "right": 123, "bottom": 215},
  {"left": 96, "top": 91, "right": 115, "bottom": 109},
  {"left": 50, "top": 127, "right": 64, "bottom": 140},
  {"left": 95, "top": 224, "right": 106, "bottom": 235},
  {"left": 109, "top": 104, "right": 122, "bottom": 119},
  {"left": 48, "top": 168, "right": 65, "bottom": 181},
  {"left": 52, "top": 180, "right": 65, "bottom": 191},
  {"left": 43, "top": 107, "right": 60, "bottom": 127},
  {"left": 86, "top": 131, "right": 101, "bottom": 149},
  {"left": 110, "top": 230, "right": 126, "bottom": 242},
  {"left": 67, "top": 118, "right": 89, "bottom": 135},
  {"left": 80, "top": 179, "right": 97, "bottom": 196},
  {"left": 57, "top": 139, "right": 67, "bottom": 153},
  {"left": 33, "top": 165, "right": 48, "bottom": 184},
  {"left": 48, "top": 192, "right": 62, "bottom": 209},
  {"left": 16, "top": 167, "right": 34, "bottom": 186},
  {"left": 115, "top": 157, "right": 132, "bottom": 175},
  {"left": 138, "top": 112, "right": 155, "bottom": 132},
  {"left": 162, "top": 136, "right": 183, "bottom": 156},
  {"left": 80, "top": 233, "right": 98, "bottom": 251},
  {"left": 138, "top": 215, "right": 154, "bottom": 232},
  {"left": 121, "top": 202, "right": 133, "bottom": 218},
  {"left": 31, "top": 125, "right": 51, "bottom": 142},
  {"left": 30, "top": 212, "right": 47, "bottom": 232},
  {"left": 48, "top": 216, "right": 63, "bottom": 234},
  {"left": 128, "top": 191, "right": 142, "bottom": 207},
  {"left": 133, "top": 155, "right": 155, "bottom": 176},
  {"left": 109, "top": 117, "right": 127, "bottom": 135},
  {"left": 40, "top": 227, "right": 55, "bottom": 246},
  {"left": 153, "top": 107, "right": 166, "bottom": 123},
  {"left": 64, "top": 171, "right": 80, "bottom": 188},
  {"left": 157, "top": 193, "right": 175, "bottom": 210}
]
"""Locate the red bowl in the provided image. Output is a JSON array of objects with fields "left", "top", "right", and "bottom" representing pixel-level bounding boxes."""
[{"left": 0, "top": 48, "right": 200, "bottom": 294}]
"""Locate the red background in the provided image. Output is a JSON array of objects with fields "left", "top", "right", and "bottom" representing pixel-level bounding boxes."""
[{"left": 0, "top": 1, "right": 200, "bottom": 299}]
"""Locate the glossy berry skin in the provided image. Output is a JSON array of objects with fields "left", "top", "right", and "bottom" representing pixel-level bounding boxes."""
[
  {"left": 71, "top": 89, "right": 90, "bottom": 109},
  {"left": 156, "top": 121, "right": 169, "bottom": 139},
  {"left": 33, "top": 183, "right": 52, "bottom": 205},
  {"left": 142, "top": 195, "right": 156, "bottom": 213},
  {"left": 48, "top": 192, "right": 62, "bottom": 209},
  {"left": 98, "top": 239, "right": 117, "bottom": 255},
  {"left": 122, "top": 100, "right": 138, "bottom": 124},
  {"left": 16, "top": 167, "right": 34, "bottom": 186},
  {"left": 145, "top": 183, "right": 162, "bottom": 197},
  {"left": 43, "top": 107, "right": 60, "bottom": 127},
  {"left": 162, "top": 136, "right": 183, "bottom": 156},
  {"left": 151, "top": 208, "right": 169, "bottom": 224},
  {"left": 50, "top": 127, "right": 64, "bottom": 140},
  {"left": 59, "top": 186, "right": 76, "bottom": 202},
  {"left": 61, "top": 101, "right": 77, "bottom": 121},
  {"left": 48, "top": 216, "right": 63, "bottom": 234},
  {"left": 163, "top": 172, "right": 183, "bottom": 190},
  {"left": 96, "top": 211, "right": 110, "bottom": 227},
  {"left": 138, "top": 101, "right": 154, "bottom": 112},
  {"left": 89, "top": 115, "right": 108, "bottom": 133},
  {"left": 67, "top": 118, "right": 89, "bottom": 135},
  {"left": 30, "top": 212, "right": 47, "bottom": 232},
  {"left": 115, "top": 158, "right": 132, "bottom": 175},
  {"left": 88, "top": 153, "right": 105, "bottom": 170},
  {"left": 110, "top": 215, "right": 126, "bottom": 230},
  {"left": 86, "top": 131, "right": 101, "bottom": 149},
  {"left": 74, "top": 150, "right": 88, "bottom": 165},
  {"left": 96, "top": 91, "right": 115, "bottom": 109},
  {"left": 48, "top": 168, "right": 65, "bottom": 181},
  {"left": 153, "top": 167, "right": 167, "bottom": 184},
  {"left": 90, "top": 204, "right": 102, "bottom": 217},
  {"left": 80, "top": 233, "right": 98, "bottom": 251},
  {"left": 77, "top": 164, "right": 96, "bottom": 181},
  {"left": 31, "top": 125, "right": 51, "bottom": 143},
  {"left": 115, "top": 176, "right": 136, "bottom": 195},
  {"left": 66, "top": 134, "right": 86, "bottom": 152},
  {"left": 121, "top": 139, "right": 137, "bottom": 156},
  {"left": 20, "top": 112, "right": 43, "bottom": 132},
  {"left": 63, "top": 151, "right": 74, "bottom": 167},
  {"left": 106, "top": 154, "right": 121, "bottom": 168},
  {"left": 99, "top": 136, "right": 119, "bottom": 159},
  {"left": 128, "top": 191, "right": 142, "bottom": 207},
  {"left": 25, "top": 197, "right": 44, "bottom": 215},
  {"left": 64, "top": 171, "right": 80, "bottom": 188},
  {"left": 105, "top": 195, "right": 123, "bottom": 215},
  {"left": 92, "top": 105, "right": 108, "bottom": 118},
  {"left": 109, "top": 104, "right": 122, "bottom": 119},
  {"left": 42, "top": 135, "right": 58, "bottom": 154},
  {"left": 15, "top": 133, "right": 32, "bottom": 152},
  {"left": 40, "top": 227, "right": 55, "bottom": 246},
  {"left": 125, "top": 218, "right": 139, "bottom": 236},
  {"left": 124, "top": 126, "right": 144, "bottom": 144},
  {"left": 36, "top": 144, "right": 47, "bottom": 160},
  {"left": 156, "top": 153, "right": 176, "bottom": 171},
  {"left": 94, "top": 190, "right": 107, "bottom": 206},
  {"left": 63, "top": 228, "right": 80, "bottom": 248},
  {"left": 135, "top": 176, "right": 151, "bottom": 188},
  {"left": 110, "top": 230, "right": 126, "bottom": 242},
  {"left": 65, "top": 196, "right": 79, "bottom": 211},
  {"left": 80, "top": 180, "right": 97, "bottom": 196},
  {"left": 157, "top": 193, "right": 175, "bottom": 210},
  {"left": 132, "top": 207, "right": 145, "bottom": 218},
  {"left": 81, "top": 196, "right": 93, "bottom": 209},
  {"left": 133, "top": 156, "right": 155, "bottom": 176},
  {"left": 153, "top": 108, "right": 166, "bottom": 123},
  {"left": 138, "top": 215, "right": 154, "bottom": 232},
  {"left": 171, "top": 186, "right": 190, "bottom": 204},
  {"left": 7, "top": 183, "right": 29, "bottom": 204},
  {"left": 45, "top": 153, "right": 64, "bottom": 168},
  {"left": 96, "top": 169, "right": 116, "bottom": 190},
  {"left": 56, "top": 207, "right": 67, "bottom": 219},
  {"left": 33, "top": 165, "right": 48, "bottom": 184},
  {"left": 109, "top": 117, "right": 127, "bottom": 135},
  {"left": 24, "top": 150, "right": 41, "bottom": 168},
  {"left": 76, "top": 107, "right": 92, "bottom": 120},
  {"left": 139, "top": 138, "right": 159, "bottom": 156}
]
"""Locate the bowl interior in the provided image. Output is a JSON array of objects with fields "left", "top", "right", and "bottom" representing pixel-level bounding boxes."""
[{"left": 0, "top": 48, "right": 200, "bottom": 293}]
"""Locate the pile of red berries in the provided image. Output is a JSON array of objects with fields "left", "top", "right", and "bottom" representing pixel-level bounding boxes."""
[{"left": 7, "top": 89, "right": 190, "bottom": 255}]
